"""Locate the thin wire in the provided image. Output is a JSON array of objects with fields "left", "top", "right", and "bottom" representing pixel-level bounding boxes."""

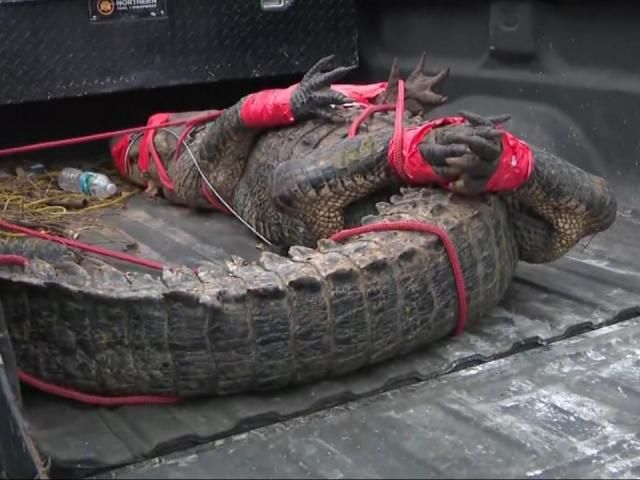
[
  {"left": 163, "top": 128, "right": 274, "bottom": 246},
  {"left": 122, "top": 131, "right": 144, "bottom": 175}
]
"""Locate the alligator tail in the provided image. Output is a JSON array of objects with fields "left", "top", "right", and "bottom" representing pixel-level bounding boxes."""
[{"left": 0, "top": 188, "right": 518, "bottom": 397}]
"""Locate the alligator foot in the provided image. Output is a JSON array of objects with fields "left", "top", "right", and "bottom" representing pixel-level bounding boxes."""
[
  {"left": 404, "top": 52, "right": 449, "bottom": 115},
  {"left": 143, "top": 180, "right": 162, "bottom": 198},
  {"left": 376, "top": 52, "right": 449, "bottom": 116},
  {"left": 291, "top": 55, "right": 355, "bottom": 123},
  {"left": 419, "top": 111, "right": 510, "bottom": 195}
]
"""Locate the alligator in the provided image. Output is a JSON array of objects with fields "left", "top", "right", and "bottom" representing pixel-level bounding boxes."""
[{"left": 0, "top": 55, "right": 617, "bottom": 398}]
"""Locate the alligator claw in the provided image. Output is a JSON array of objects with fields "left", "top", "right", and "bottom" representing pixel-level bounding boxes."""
[
  {"left": 418, "top": 116, "right": 510, "bottom": 195},
  {"left": 404, "top": 51, "right": 450, "bottom": 115},
  {"left": 292, "top": 56, "right": 356, "bottom": 123},
  {"left": 375, "top": 58, "right": 402, "bottom": 104},
  {"left": 458, "top": 110, "right": 512, "bottom": 127},
  {"left": 143, "top": 180, "right": 162, "bottom": 198},
  {"left": 377, "top": 53, "right": 450, "bottom": 116}
]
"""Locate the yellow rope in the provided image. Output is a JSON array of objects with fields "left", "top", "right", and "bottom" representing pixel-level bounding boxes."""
[{"left": 0, "top": 167, "right": 141, "bottom": 239}]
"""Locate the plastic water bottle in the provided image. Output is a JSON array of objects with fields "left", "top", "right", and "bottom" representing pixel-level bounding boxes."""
[{"left": 57, "top": 167, "right": 118, "bottom": 199}]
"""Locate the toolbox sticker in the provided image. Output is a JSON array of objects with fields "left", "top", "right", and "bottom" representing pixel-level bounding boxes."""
[{"left": 89, "top": 0, "right": 167, "bottom": 22}]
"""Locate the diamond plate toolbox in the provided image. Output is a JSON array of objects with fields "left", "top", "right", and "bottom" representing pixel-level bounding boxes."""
[{"left": 0, "top": 0, "right": 359, "bottom": 105}]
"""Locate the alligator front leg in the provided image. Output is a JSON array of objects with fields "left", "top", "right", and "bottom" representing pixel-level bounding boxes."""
[
  {"left": 271, "top": 131, "right": 398, "bottom": 242},
  {"left": 112, "top": 56, "right": 354, "bottom": 207},
  {"left": 172, "top": 57, "right": 354, "bottom": 204}
]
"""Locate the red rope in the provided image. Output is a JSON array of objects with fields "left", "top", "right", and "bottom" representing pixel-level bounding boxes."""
[
  {"left": 329, "top": 221, "right": 468, "bottom": 335},
  {"left": 0, "top": 117, "right": 209, "bottom": 158},
  {"left": 338, "top": 80, "right": 468, "bottom": 335},
  {"left": 0, "top": 254, "right": 31, "bottom": 267},
  {"left": 0, "top": 219, "right": 163, "bottom": 271},
  {"left": 17, "top": 371, "right": 180, "bottom": 406},
  {"left": 348, "top": 103, "right": 395, "bottom": 138}
]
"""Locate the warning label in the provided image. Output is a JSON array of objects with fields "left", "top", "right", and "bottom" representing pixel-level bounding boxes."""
[{"left": 89, "top": 0, "right": 167, "bottom": 22}]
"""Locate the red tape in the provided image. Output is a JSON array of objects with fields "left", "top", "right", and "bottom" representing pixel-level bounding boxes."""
[
  {"left": 238, "top": 81, "right": 388, "bottom": 129},
  {"left": 331, "top": 81, "right": 388, "bottom": 105},
  {"left": 239, "top": 85, "right": 297, "bottom": 128},
  {"left": 485, "top": 131, "right": 535, "bottom": 192},
  {"left": 390, "top": 116, "right": 465, "bottom": 185},
  {"left": 111, "top": 133, "right": 132, "bottom": 177},
  {"left": 389, "top": 114, "right": 534, "bottom": 192}
]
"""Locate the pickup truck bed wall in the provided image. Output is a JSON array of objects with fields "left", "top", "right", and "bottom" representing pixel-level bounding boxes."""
[{"left": 1, "top": 0, "right": 640, "bottom": 478}]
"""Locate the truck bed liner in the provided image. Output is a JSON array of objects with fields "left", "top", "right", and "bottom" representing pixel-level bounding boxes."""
[
  {"left": 100, "top": 314, "right": 640, "bottom": 479},
  {"left": 17, "top": 193, "right": 640, "bottom": 477}
]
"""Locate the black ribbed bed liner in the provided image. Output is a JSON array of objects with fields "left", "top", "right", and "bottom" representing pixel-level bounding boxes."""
[
  {"left": 99, "top": 316, "right": 640, "bottom": 479},
  {"left": 20, "top": 195, "right": 640, "bottom": 478}
]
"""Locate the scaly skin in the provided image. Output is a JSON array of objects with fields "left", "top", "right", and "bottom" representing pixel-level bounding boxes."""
[
  {"left": 0, "top": 188, "right": 517, "bottom": 396},
  {"left": 0, "top": 55, "right": 617, "bottom": 397}
]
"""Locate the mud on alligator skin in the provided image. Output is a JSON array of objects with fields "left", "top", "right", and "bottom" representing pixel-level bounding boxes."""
[{"left": 0, "top": 55, "right": 618, "bottom": 397}]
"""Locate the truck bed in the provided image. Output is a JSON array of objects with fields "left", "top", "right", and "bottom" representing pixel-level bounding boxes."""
[{"left": 3, "top": 0, "right": 640, "bottom": 478}]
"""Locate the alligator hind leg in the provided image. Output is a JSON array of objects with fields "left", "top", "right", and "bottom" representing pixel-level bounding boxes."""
[
  {"left": 434, "top": 111, "right": 618, "bottom": 263},
  {"left": 375, "top": 52, "right": 449, "bottom": 115},
  {"left": 271, "top": 131, "right": 398, "bottom": 242},
  {"left": 504, "top": 147, "right": 617, "bottom": 263}
]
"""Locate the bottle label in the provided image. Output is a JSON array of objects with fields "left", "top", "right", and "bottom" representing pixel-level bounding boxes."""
[{"left": 79, "top": 173, "right": 96, "bottom": 196}]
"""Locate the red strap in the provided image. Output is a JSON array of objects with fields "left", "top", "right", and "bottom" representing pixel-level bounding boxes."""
[
  {"left": 17, "top": 370, "right": 180, "bottom": 407},
  {"left": 348, "top": 103, "right": 395, "bottom": 138},
  {"left": 0, "top": 254, "right": 31, "bottom": 267},
  {"left": 340, "top": 82, "right": 468, "bottom": 336},
  {"left": 136, "top": 113, "right": 175, "bottom": 191}
]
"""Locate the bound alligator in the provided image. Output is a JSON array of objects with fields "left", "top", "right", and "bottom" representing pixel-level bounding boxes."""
[{"left": 0, "top": 55, "right": 617, "bottom": 398}]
